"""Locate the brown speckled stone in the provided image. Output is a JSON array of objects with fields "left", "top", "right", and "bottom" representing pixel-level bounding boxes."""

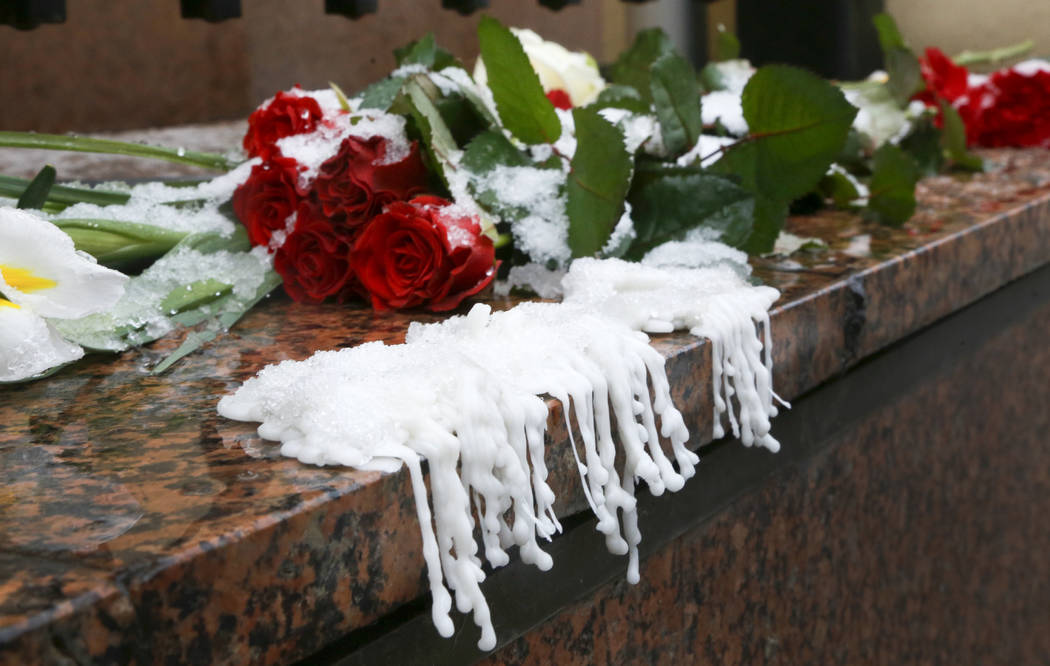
[
  {"left": 484, "top": 269, "right": 1050, "bottom": 666},
  {"left": 0, "top": 148, "right": 1049, "bottom": 663}
]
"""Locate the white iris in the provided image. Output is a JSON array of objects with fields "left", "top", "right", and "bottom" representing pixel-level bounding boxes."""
[{"left": 0, "top": 208, "right": 128, "bottom": 382}]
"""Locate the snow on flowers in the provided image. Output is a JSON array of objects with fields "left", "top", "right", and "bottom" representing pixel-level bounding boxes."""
[
  {"left": 233, "top": 88, "right": 495, "bottom": 311},
  {"left": 917, "top": 47, "right": 1050, "bottom": 148}
]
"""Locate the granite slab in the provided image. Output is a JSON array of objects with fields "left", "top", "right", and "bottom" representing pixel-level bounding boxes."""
[{"left": 1, "top": 147, "right": 1049, "bottom": 664}]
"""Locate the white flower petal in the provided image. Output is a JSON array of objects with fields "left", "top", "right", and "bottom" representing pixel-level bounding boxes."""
[
  {"left": 0, "top": 208, "right": 128, "bottom": 319},
  {"left": 0, "top": 303, "right": 84, "bottom": 382}
]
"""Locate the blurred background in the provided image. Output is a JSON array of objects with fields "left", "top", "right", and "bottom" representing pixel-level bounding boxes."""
[{"left": 1, "top": 0, "right": 1048, "bottom": 133}]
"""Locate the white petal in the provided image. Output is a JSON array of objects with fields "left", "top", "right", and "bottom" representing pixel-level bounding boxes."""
[
  {"left": 0, "top": 304, "right": 84, "bottom": 382},
  {"left": 0, "top": 208, "right": 128, "bottom": 319}
]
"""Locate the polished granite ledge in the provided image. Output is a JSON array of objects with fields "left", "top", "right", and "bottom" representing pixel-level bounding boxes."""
[{"left": 1, "top": 148, "right": 1049, "bottom": 664}]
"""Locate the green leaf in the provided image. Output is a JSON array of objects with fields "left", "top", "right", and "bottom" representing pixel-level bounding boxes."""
[
  {"left": 329, "top": 81, "right": 351, "bottom": 112},
  {"left": 590, "top": 84, "right": 650, "bottom": 114},
  {"left": 461, "top": 131, "right": 536, "bottom": 220},
  {"left": 818, "top": 169, "right": 862, "bottom": 208},
  {"left": 435, "top": 93, "right": 487, "bottom": 146},
  {"left": 177, "top": 225, "right": 251, "bottom": 255},
  {"left": 566, "top": 108, "right": 633, "bottom": 257},
  {"left": 462, "top": 130, "right": 530, "bottom": 173},
  {"left": 396, "top": 33, "right": 438, "bottom": 67},
  {"left": 16, "top": 165, "right": 56, "bottom": 210},
  {"left": 477, "top": 16, "right": 562, "bottom": 145},
  {"left": 152, "top": 269, "right": 282, "bottom": 375},
  {"left": 748, "top": 197, "right": 789, "bottom": 255},
  {"left": 897, "top": 116, "right": 945, "bottom": 177},
  {"left": 0, "top": 131, "right": 236, "bottom": 171},
  {"left": 866, "top": 143, "right": 920, "bottom": 226},
  {"left": 714, "top": 25, "right": 741, "bottom": 62},
  {"left": 872, "top": 12, "right": 907, "bottom": 53},
  {"left": 607, "top": 28, "right": 675, "bottom": 105},
  {"left": 359, "top": 76, "right": 405, "bottom": 111},
  {"left": 939, "top": 101, "right": 983, "bottom": 171},
  {"left": 52, "top": 218, "right": 188, "bottom": 269},
  {"left": 884, "top": 49, "right": 923, "bottom": 107},
  {"left": 159, "top": 278, "right": 232, "bottom": 315},
  {"left": 649, "top": 52, "right": 704, "bottom": 156},
  {"left": 713, "top": 65, "right": 857, "bottom": 252},
  {"left": 626, "top": 167, "right": 754, "bottom": 258},
  {"left": 872, "top": 13, "right": 922, "bottom": 106},
  {"left": 402, "top": 75, "right": 460, "bottom": 186}
]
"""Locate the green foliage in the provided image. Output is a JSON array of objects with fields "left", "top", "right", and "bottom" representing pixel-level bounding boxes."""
[
  {"left": 626, "top": 166, "right": 754, "bottom": 258},
  {"left": 359, "top": 76, "right": 405, "bottom": 111},
  {"left": 590, "top": 85, "right": 650, "bottom": 114},
  {"left": 897, "top": 116, "right": 945, "bottom": 177},
  {"left": 477, "top": 16, "right": 561, "bottom": 145},
  {"left": 939, "top": 101, "right": 983, "bottom": 170},
  {"left": 160, "top": 278, "right": 232, "bottom": 315},
  {"left": 714, "top": 26, "right": 741, "bottom": 62},
  {"left": 329, "top": 82, "right": 352, "bottom": 111},
  {"left": 462, "top": 130, "right": 532, "bottom": 217},
  {"left": 400, "top": 76, "right": 461, "bottom": 187},
  {"left": 866, "top": 143, "right": 920, "bottom": 226},
  {"left": 0, "top": 175, "right": 129, "bottom": 209},
  {"left": 567, "top": 108, "right": 633, "bottom": 257},
  {"left": 872, "top": 13, "right": 923, "bottom": 106},
  {"left": 818, "top": 170, "right": 862, "bottom": 208},
  {"left": 607, "top": 28, "right": 675, "bottom": 105},
  {"left": 714, "top": 65, "right": 857, "bottom": 252},
  {"left": 462, "top": 130, "right": 530, "bottom": 173},
  {"left": 16, "top": 165, "right": 56, "bottom": 210},
  {"left": 394, "top": 32, "right": 460, "bottom": 71},
  {"left": 52, "top": 218, "right": 188, "bottom": 270},
  {"left": 649, "top": 52, "right": 704, "bottom": 156}
]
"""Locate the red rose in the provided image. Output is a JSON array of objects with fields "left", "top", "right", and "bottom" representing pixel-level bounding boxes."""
[
  {"left": 274, "top": 202, "right": 360, "bottom": 304},
  {"left": 964, "top": 67, "right": 1050, "bottom": 148},
  {"left": 232, "top": 157, "right": 303, "bottom": 248},
  {"left": 546, "top": 89, "right": 573, "bottom": 110},
  {"left": 243, "top": 89, "right": 324, "bottom": 161},
  {"left": 917, "top": 47, "right": 970, "bottom": 104},
  {"left": 350, "top": 195, "right": 496, "bottom": 312},
  {"left": 313, "top": 136, "right": 428, "bottom": 225}
]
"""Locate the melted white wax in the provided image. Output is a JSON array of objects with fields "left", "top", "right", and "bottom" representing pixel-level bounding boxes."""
[{"left": 217, "top": 256, "right": 784, "bottom": 650}]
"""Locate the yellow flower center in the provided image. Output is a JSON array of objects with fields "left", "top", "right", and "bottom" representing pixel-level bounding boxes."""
[
  {"left": 0, "top": 298, "right": 19, "bottom": 309},
  {"left": 0, "top": 265, "right": 57, "bottom": 293}
]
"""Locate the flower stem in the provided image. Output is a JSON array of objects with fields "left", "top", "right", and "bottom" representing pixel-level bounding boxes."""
[
  {"left": 0, "top": 131, "right": 238, "bottom": 171},
  {"left": 0, "top": 174, "right": 130, "bottom": 208},
  {"left": 953, "top": 39, "right": 1035, "bottom": 67}
]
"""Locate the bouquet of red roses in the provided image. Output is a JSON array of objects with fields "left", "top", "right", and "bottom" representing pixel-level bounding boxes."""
[
  {"left": 917, "top": 46, "right": 1050, "bottom": 149},
  {"left": 234, "top": 88, "right": 496, "bottom": 311}
]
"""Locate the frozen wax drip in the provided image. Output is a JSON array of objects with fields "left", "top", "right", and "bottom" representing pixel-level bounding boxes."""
[{"left": 218, "top": 256, "right": 783, "bottom": 650}]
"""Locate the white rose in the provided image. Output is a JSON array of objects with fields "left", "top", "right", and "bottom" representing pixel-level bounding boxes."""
[{"left": 474, "top": 28, "right": 606, "bottom": 108}]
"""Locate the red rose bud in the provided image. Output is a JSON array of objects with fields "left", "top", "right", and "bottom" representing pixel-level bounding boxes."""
[
  {"left": 914, "top": 47, "right": 972, "bottom": 128},
  {"left": 274, "top": 202, "right": 359, "bottom": 304},
  {"left": 918, "top": 47, "right": 971, "bottom": 103},
  {"left": 964, "top": 67, "right": 1050, "bottom": 148},
  {"left": 243, "top": 89, "right": 324, "bottom": 161},
  {"left": 350, "top": 195, "right": 496, "bottom": 312},
  {"left": 546, "top": 89, "right": 573, "bottom": 110},
  {"left": 232, "top": 157, "right": 303, "bottom": 248},
  {"left": 313, "top": 135, "right": 428, "bottom": 225}
]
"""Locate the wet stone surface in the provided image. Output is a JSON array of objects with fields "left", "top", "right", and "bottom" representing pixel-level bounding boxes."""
[{"left": 0, "top": 147, "right": 1049, "bottom": 664}]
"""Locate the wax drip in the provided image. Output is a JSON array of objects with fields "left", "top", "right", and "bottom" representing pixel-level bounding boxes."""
[{"left": 218, "top": 256, "right": 783, "bottom": 650}]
